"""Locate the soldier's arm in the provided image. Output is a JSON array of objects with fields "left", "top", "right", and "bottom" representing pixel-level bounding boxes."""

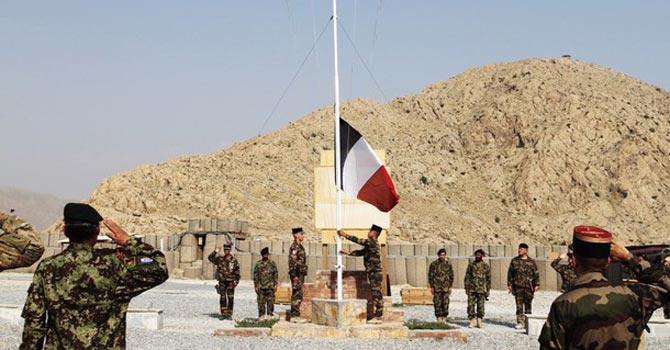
[
  {"left": 208, "top": 250, "right": 219, "bottom": 264},
  {"left": 507, "top": 260, "right": 514, "bottom": 289},
  {"left": 233, "top": 258, "right": 241, "bottom": 283},
  {"left": 551, "top": 258, "right": 561, "bottom": 270},
  {"left": 538, "top": 302, "right": 567, "bottom": 350},
  {"left": 428, "top": 262, "right": 435, "bottom": 288},
  {"left": 485, "top": 264, "right": 492, "bottom": 293},
  {"left": 349, "top": 248, "right": 366, "bottom": 257},
  {"left": 344, "top": 234, "right": 368, "bottom": 247},
  {"left": 115, "top": 237, "right": 169, "bottom": 299},
  {"left": 533, "top": 261, "right": 541, "bottom": 288},
  {"left": 253, "top": 264, "right": 260, "bottom": 288},
  {"left": 447, "top": 261, "right": 454, "bottom": 288},
  {"left": 272, "top": 261, "right": 279, "bottom": 288},
  {"left": 463, "top": 263, "right": 471, "bottom": 291},
  {"left": 20, "top": 266, "right": 47, "bottom": 350}
]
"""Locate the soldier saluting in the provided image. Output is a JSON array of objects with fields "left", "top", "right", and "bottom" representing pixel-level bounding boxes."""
[
  {"left": 288, "top": 227, "right": 307, "bottom": 323},
  {"left": 428, "top": 248, "right": 454, "bottom": 323},
  {"left": 208, "top": 243, "right": 240, "bottom": 320},
  {"left": 507, "top": 242, "right": 540, "bottom": 329},
  {"left": 539, "top": 226, "right": 670, "bottom": 350},
  {"left": 253, "top": 247, "right": 278, "bottom": 320},
  {"left": 464, "top": 249, "right": 491, "bottom": 328},
  {"left": 551, "top": 245, "right": 577, "bottom": 293},
  {"left": 338, "top": 224, "right": 384, "bottom": 324},
  {"left": 20, "top": 203, "right": 168, "bottom": 350}
]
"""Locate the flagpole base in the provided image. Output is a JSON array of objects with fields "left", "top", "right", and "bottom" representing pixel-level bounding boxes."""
[{"left": 311, "top": 298, "right": 367, "bottom": 327}]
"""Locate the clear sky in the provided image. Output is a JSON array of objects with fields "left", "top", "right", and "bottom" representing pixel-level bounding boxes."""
[{"left": 2, "top": 1, "right": 669, "bottom": 200}]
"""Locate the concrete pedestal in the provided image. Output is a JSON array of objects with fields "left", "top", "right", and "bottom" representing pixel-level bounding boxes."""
[{"left": 311, "top": 298, "right": 367, "bottom": 327}]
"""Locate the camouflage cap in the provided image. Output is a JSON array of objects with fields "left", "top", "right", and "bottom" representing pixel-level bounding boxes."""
[
  {"left": 64, "top": 203, "right": 103, "bottom": 224},
  {"left": 573, "top": 225, "right": 612, "bottom": 259}
]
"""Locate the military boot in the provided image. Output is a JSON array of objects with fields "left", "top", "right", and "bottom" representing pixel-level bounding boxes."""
[
  {"left": 468, "top": 318, "right": 476, "bottom": 328},
  {"left": 476, "top": 318, "right": 483, "bottom": 328}
]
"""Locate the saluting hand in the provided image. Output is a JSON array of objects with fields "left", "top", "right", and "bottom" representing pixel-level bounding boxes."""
[
  {"left": 103, "top": 219, "right": 129, "bottom": 245},
  {"left": 610, "top": 240, "right": 631, "bottom": 261}
]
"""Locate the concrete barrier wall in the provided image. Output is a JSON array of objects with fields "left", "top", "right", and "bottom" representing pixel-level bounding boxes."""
[{"left": 18, "top": 235, "right": 571, "bottom": 291}]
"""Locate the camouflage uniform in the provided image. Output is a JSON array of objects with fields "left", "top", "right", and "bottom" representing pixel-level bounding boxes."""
[
  {"left": 428, "top": 258, "right": 454, "bottom": 319},
  {"left": 507, "top": 255, "right": 540, "bottom": 325},
  {"left": 0, "top": 211, "right": 44, "bottom": 272},
  {"left": 208, "top": 250, "right": 240, "bottom": 319},
  {"left": 345, "top": 234, "right": 383, "bottom": 318},
  {"left": 253, "top": 258, "right": 278, "bottom": 318},
  {"left": 539, "top": 254, "right": 669, "bottom": 350},
  {"left": 20, "top": 237, "right": 168, "bottom": 350},
  {"left": 551, "top": 257, "right": 577, "bottom": 293},
  {"left": 288, "top": 241, "right": 307, "bottom": 318},
  {"left": 464, "top": 259, "right": 491, "bottom": 320},
  {"left": 664, "top": 264, "right": 670, "bottom": 319}
]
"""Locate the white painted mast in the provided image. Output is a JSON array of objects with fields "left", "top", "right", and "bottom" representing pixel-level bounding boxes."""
[{"left": 332, "top": 0, "right": 343, "bottom": 301}]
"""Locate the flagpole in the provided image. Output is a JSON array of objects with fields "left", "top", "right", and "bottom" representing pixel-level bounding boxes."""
[{"left": 332, "top": 0, "right": 343, "bottom": 302}]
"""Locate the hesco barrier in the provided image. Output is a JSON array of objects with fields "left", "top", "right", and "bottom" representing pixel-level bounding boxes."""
[{"left": 13, "top": 232, "right": 571, "bottom": 291}]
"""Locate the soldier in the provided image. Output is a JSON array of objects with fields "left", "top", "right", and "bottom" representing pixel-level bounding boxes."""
[
  {"left": 253, "top": 247, "right": 278, "bottom": 320},
  {"left": 664, "top": 256, "right": 670, "bottom": 319},
  {"left": 464, "top": 249, "right": 491, "bottom": 328},
  {"left": 208, "top": 243, "right": 240, "bottom": 320},
  {"left": 551, "top": 245, "right": 577, "bottom": 292},
  {"left": 288, "top": 227, "right": 308, "bottom": 323},
  {"left": 338, "top": 224, "right": 384, "bottom": 324},
  {"left": 539, "top": 226, "right": 670, "bottom": 350},
  {"left": 0, "top": 209, "right": 45, "bottom": 272},
  {"left": 20, "top": 203, "right": 168, "bottom": 350},
  {"left": 428, "top": 248, "right": 454, "bottom": 323},
  {"left": 507, "top": 242, "right": 539, "bottom": 329}
]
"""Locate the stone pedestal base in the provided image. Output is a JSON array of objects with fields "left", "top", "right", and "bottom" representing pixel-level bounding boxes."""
[{"left": 311, "top": 298, "right": 367, "bottom": 327}]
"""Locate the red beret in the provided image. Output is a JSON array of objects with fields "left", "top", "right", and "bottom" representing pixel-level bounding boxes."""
[{"left": 573, "top": 226, "right": 612, "bottom": 258}]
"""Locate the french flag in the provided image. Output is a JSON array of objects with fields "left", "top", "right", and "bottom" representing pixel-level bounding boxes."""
[{"left": 338, "top": 118, "right": 400, "bottom": 212}]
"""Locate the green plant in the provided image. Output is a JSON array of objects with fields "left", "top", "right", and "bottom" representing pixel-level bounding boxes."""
[
  {"left": 404, "top": 319, "right": 456, "bottom": 330},
  {"left": 235, "top": 319, "right": 278, "bottom": 328}
]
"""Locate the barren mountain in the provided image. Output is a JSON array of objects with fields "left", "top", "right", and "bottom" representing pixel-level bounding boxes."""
[
  {"left": 52, "top": 58, "right": 670, "bottom": 245},
  {"left": 0, "top": 186, "right": 69, "bottom": 231}
]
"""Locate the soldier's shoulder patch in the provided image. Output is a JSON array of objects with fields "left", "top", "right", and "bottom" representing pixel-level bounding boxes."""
[{"left": 139, "top": 256, "right": 155, "bottom": 265}]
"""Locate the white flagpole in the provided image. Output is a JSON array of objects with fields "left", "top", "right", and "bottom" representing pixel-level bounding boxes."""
[{"left": 332, "top": 0, "right": 343, "bottom": 301}]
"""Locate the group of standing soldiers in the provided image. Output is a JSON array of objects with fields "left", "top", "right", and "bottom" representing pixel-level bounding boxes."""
[{"left": 208, "top": 224, "right": 386, "bottom": 323}]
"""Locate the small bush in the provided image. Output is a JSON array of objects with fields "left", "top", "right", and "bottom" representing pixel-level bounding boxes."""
[
  {"left": 404, "top": 319, "right": 455, "bottom": 330},
  {"left": 235, "top": 319, "right": 278, "bottom": 328}
]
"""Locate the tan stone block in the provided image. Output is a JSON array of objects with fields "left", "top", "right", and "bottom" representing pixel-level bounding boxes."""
[
  {"left": 271, "top": 322, "right": 346, "bottom": 338},
  {"left": 311, "top": 298, "right": 367, "bottom": 327},
  {"left": 408, "top": 329, "right": 468, "bottom": 342},
  {"left": 348, "top": 324, "right": 409, "bottom": 339}
]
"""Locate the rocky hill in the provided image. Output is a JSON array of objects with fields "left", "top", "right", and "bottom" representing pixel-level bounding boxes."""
[
  {"left": 51, "top": 58, "right": 670, "bottom": 245},
  {"left": 0, "top": 186, "right": 69, "bottom": 231}
]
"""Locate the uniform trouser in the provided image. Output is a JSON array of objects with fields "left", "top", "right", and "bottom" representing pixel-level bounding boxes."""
[
  {"left": 290, "top": 273, "right": 305, "bottom": 317},
  {"left": 257, "top": 288, "right": 275, "bottom": 317},
  {"left": 433, "top": 291, "right": 450, "bottom": 318},
  {"left": 218, "top": 283, "right": 235, "bottom": 317},
  {"left": 664, "top": 300, "right": 670, "bottom": 319},
  {"left": 369, "top": 271, "right": 384, "bottom": 318},
  {"left": 513, "top": 287, "right": 534, "bottom": 324},
  {"left": 467, "top": 292, "right": 486, "bottom": 319}
]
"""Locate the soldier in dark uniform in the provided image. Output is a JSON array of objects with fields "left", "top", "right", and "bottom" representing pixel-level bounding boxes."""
[
  {"left": 551, "top": 245, "right": 577, "bottom": 293},
  {"left": 0, "top": 209, "right": 44, "bottom": 272},
  {"left": 507, "top": 242, "right": 540, "bottom": 329},
  {"left": 664, "top": 256, "right": 670, "bottom": 319},
  {"left": 20, "top": 203, "right": 168, "bottom": 350},
  {"left": 253, "top": 247, "right": 278, "bottom": 320},
  {"left": 338, "top": 224, "right": 384, "bottom": 324},
  {"left": 428, "top": 248, "right": 454, "bottom": 323},
  {"left": 464, "top": 249, "right": 491, "bottom": 328},
  {"left": 288, "top": 227, "right": 307, "bottom": 323},
  {"left": 208, "top": 243, "right": 240, "bottom": 320},
  {"left": 539, "top": 226, "right": 670, "bottom": 350}
]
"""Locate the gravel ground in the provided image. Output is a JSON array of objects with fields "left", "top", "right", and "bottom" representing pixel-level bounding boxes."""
[{"left": 2, "top": 273, "right": 669, "bottom": 350}]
